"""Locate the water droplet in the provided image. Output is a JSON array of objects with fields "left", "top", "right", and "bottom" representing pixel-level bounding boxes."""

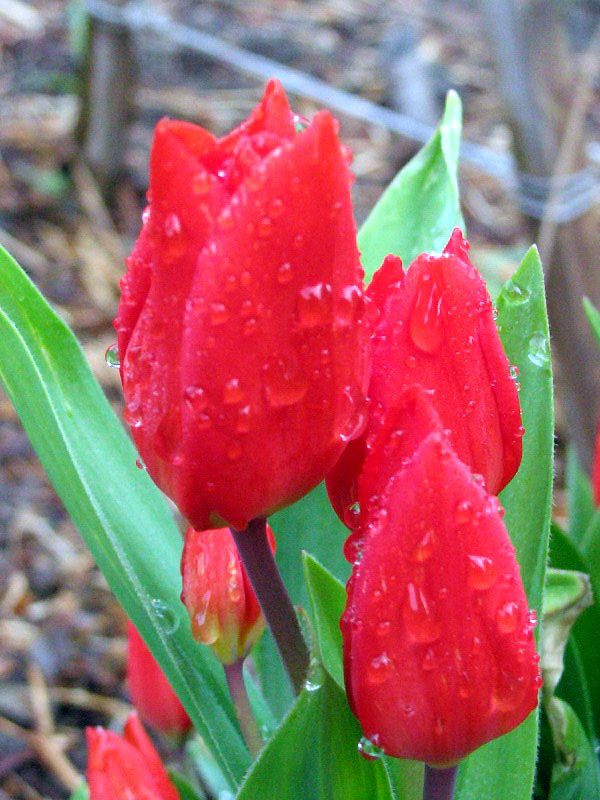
[
  {"left": 376, "top": 621, "right": 391, "bottom": 637},
  {"left": 292, "top": 113, "right": 310, "bottom": 132},
  {"left": 293, "top": 233, "right": 304, "bottom": 249},
  {"left": 405, "top": 354, "right": 417, "bottom": 368},
  {"left": 263, "top": 353, "right": 308, "bottom": 407},
  {"left": 105, "top": 344, "right": 120, "bottom": 368},
  {"left": 467, "top": 555, "right": 498, "bottom": 591},
  {"left": 455, "top": 499, "right": 475, "bottom": 525},
  {"left": 223, "top": 378, "right": 244, "bottom": 405},
  {"left": 358, "top": 736, "right": 384, "bottom": 761},
  {"left": 135, "top": 457, "right": 145, "bottom": 470},
  {"left": 496, "top": 601, "right": 520, "bottom": 633},
  {"left": 458, "top": 671, "right": 473, "bottom": 699},
  {"left": 343, "top": 502, "right": 360, "bottom": 530},
  {"left": 422, "top": 647, "right": 437, "bottom": 671},
  {"left": 304, "top": 658, "right": 325, "bottom": 692},
  {"left": 491, "top": 670, "right": 527, "bottom": 712},
  {"left": 290, "top": 175, "right": 301, "bottom": 192},
  {"left": 153, "top": 409, "right": 182, "bottom": 465},
  {"left": 243, "top": 318, "right": 259, "bottom": 336},
  {"left": 246, "top": 164, "right": 267, "bottom": 191},
  {"left": 269, "top": 197, "right": 284, "bottom": 218},
  {"left": 236, "top": 405, "right": 252, "bottom": 433},
  {"left": 297, "top": 283, "right": 332, "bottom": 328},
  {"left": 123, "top": 404, "right": 143, "bottom": 429},
  {"left": 184, "top": 386, "right": 208, "bottom": 416},
  {"left": 528, "top": 333, "right": 550, "bottom": 369},
  {"left": 403, "top": 583, "right": 441, "bottom": 643},
  {"left": 336, "top": 285, "right": 363, "bottom": 327},
  {"left": 217, "top": 207, "right": 234, "bottom": 229},
  {"left": 410, "top": 529, "right": 436, "bottom": 562},
  {"left": 504, "top": 283, "right": 530, "bottom": 304},
  {"left": 141, "top": 207, "right": 150, "bottom": 224},
  {"left": 409, "top": 272, "right": 444, "bottom": 353},
  {"left": 367, "top": 652, "right": 394, "bottom": 685},
  {"left": 210, "top": 303, "right": 230, "bottom": 326},
  {"left": 192, "top": 172, "right": 212, "bottom": 194},
  {"left": 194, "top": 590, "right": 219, "bottom": 644},
  {"left": 227, "top": 440, "right": 242, "bottom": 461},
  {"left": 240, "top": 271, "right": 252, "bottom": 287},
  {"left": 276, "top": 262, "right": 294, "bottom": 284},
  {"left": 257, "top": 216, "right": 273, "bottom": 237},
  {"left": 434, "top": 717, "right": 445, "bottom": 736},
  {"left": 164, "top": 213, "right": 181, "bottom": 237},
  {"left": 150, "top": 598, "right": 179, "bottom": 634}
]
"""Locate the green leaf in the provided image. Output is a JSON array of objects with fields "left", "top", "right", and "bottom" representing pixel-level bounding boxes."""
[
  {"left": 302, "top": 552, "right": 423, "bottom": 800},
  {"left": 69, "top": 784, "right": 89, "bottom": 800},
  {"left": 566, "top": 446, "right": 597, "bottom": 547},
  {"left": 541, "top": 568, "right": 593, "bottom": 696},
  {"left": 550, "top": 524, "right": 600, "bottom": 741},
  {"left": 583, "top": 296, "right": 600, "bottom": 349},
  {"left": 168, "top": 770, "right": 206, "bottom": 800},
  {"left": 547, "top": 698, "right": 600, "bottom": 800},
  {"left": 0, "top": 246, "right": 250, "bottom": 785},
  {"left": 236, "top": 674, "right": 394, "bottom": 800},
  {"left": 357, "top": 90, "right": 464, "bottom": 280},
  {"left": 302, "top": 552, "right": 346, "bottom": 690},
  {"left": 456, "top": 246, "right": 554, "bottom": 800}
]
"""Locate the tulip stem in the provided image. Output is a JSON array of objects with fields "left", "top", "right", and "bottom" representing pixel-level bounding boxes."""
[
  {"left": 231, "top": 518, "right": 310, "bottom": 695},
  {"left": 224, "top": 659, "right": 263, "bottom": 758},
  {"left": 422, "top": 764, "right": 458, "bottom": 800}
]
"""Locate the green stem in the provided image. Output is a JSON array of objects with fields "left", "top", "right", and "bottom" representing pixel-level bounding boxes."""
[
  {"left": 423, "top": 764, "right": 458, "bottom": 800},
  {"left": 224, "top": 659, "right": 262, "bottom": 758},
  {"left": 231, "top": 518, "right": 310, "bottom": 695}
]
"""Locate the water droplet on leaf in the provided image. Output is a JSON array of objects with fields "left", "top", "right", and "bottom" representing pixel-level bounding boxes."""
[
  {"left": 151, "top": 598, "right": 179, "bottom": 634},
  {"left": 358, "top": 736, "right": 384, "bottom": 761}
]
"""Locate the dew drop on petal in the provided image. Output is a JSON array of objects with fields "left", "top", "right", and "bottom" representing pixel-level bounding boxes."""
[
  {"left": 367, "top": 652, "right": 394, "bottom": 685},
  {"left": 410, "top": 529, "right": 436, "bottom": 562},
  {"left": 263, "top": 353, "right": 308, "bottom": 407},
  {"left": 223, "top": 378, "right": 244, "bottom": 405},
  {"left": 409, "top": 272, "right": 444, "bottom": 353},
  {"left": 292, "top": 113, "right": 310, "bottom": 132},
  {"left": 403, "top": 583, "right": 441, "bottom": 643},
  {"left": 455, "top": 499, "right": 475, "bottom": 525},
  {"left": 496, "top": 601, "right": 520, "bottom": 633},
  {"left": 297, "top": 283, "right": 332, "bottom": 328},
  {"left": 163, "top": 213, "right": 181, "bottom": 237},
  {"left": 184, "top": 385, "right": 208, "bottom": 415},
  {"left": 276, "top": 262, "right": 294, "bottom": 284},
  {"left": 226, "top": 440, "right": 242, "bottom": 461},
  {"left": 467, "top": 555, "right": 498, "bottom": 590}
]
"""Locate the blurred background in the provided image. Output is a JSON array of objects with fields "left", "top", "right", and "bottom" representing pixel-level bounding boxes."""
[{"left": 1, "top": 0, "right": 600, "bottom": 797}]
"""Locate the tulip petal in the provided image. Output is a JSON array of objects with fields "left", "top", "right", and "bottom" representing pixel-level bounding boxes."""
[{"left": 342, "top": 430, "right": 541, "bottom": 765}]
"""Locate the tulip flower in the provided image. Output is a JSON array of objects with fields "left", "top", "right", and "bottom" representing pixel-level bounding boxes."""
[
  {"left": 126, "top": 620, "right": 191, "bottom": 734},
  {"left": 327, "top": 230, "right": 523, "bottom": 527},
  {"left": 115, "top": 79, "right": 370, "bottom": 531},
  {"left": 181, "top": 525, "right": 275, "bottom": 664},
  {"left": 341, "top": 387, "right": 541, "bottom": 765},
  {"left": 86, "top": 712, "right": 179, "bottom": 800}
]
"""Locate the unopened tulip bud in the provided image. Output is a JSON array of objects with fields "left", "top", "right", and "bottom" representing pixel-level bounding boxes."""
[{"left": 181, "top": 525, "right": 275, "bottom": 664}]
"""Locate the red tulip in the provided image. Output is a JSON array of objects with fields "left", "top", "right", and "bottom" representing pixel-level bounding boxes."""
[
  {"left": 181, "top": 525, "right": 275, "bottom": 664},
  {"left": 115, "top": 79, "right": 370, "bottom": 531},
  {"left": 126, "top": 620, "right": 191, "bottom": 734},
  {"left": 86, "top": 712, "right": 179, "bottom": 800},
  {"left": 341, "top": 388, "right": 540, "bottom": 765},
  {"left": 327, "top": 229, "right": 523, "bottom": 527}
]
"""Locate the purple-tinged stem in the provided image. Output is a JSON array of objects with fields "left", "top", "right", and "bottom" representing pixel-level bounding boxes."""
[
  {"left": 423, "top": 764, "right": 458, "bottom": 800},
  {"left": 231, "top": 518, "right": 310, "bottom": 695},
  {"left": 224, "top": 658, "right": 262, "bottom": 758}
]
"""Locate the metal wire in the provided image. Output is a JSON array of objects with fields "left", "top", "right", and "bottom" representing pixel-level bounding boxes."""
[{"left": 84, "top": 0, "right": 600, "bottom": 222}]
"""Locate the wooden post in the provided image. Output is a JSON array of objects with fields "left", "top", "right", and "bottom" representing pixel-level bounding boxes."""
[
  {"left": 79, "top": 0, "right": 136, "bottom": 191},
  {"left": 481, "top": 0, "right": 600, "bottom": 471}
]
